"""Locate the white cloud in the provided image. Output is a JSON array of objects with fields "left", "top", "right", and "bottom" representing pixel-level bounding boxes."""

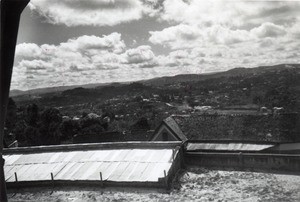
[
  {"left": 15, "top": 43, "right": 42, "bottom": 60},
  {"left": 251, "top": 22, "right": 287, "bottom": 38},
  {"left": 12, "top": 0, "right": 300, "bottom": 90},
  {"left": 12, "top": 33, "right": 162, "bottom": 90},
  {"left": 29, "top": 0, "right": 143, "bottom": 26},
  {"left": 149, "top": 24, "right": 202, "bottom": 49},
  {"left": 124, "top": 45, "right": 155, "bottom": 64},
  {"left": 206, "top": 25, "right": 251, "bottom": 45},
  {"left": 288, "top": 21, "right": 300, "bottom": 39},
  {"left": 160, "top": 0, "right": 300, "bottom": 28},
  {"left": 13, "top": 33, "right": 127, "bottom": 89},
  {"left": 149, "top": 24, "right": 252, "bottom": 49},
  {"left": 147, "top": 1, "right": 299, "bottom": 74},
  {"left": 19, "top": 59, "right": 53, "bottom": 70},
  {"left": 60, "top": 33, "right": 125, "bottom": 54}
]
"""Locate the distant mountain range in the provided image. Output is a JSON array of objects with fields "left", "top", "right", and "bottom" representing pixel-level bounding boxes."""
[
  {"left": 142, "top": 64, "right": 300, "bottom": 86},
  {"left": 9, "top": 82, "right": 125, "bottom": 97},
  {"left": 10, "top": 64, "right": 300, "bottom": 97}
]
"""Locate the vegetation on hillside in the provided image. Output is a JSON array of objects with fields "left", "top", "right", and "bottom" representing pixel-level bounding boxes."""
[{"left": 5, "top": 64, "right": 300, "bottom": 146}]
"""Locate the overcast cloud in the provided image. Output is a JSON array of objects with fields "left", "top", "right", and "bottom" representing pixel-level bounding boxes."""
[{"left": 12, "top": 0, "right": 300, "bottom": 90}]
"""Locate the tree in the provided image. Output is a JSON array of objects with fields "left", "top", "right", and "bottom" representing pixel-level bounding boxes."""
[
  {"left": 130, "top": 117, "right": 150, "bottom": 130},
  {"left": 253, "top": 95, "right": 262, "bottom": 105},
  {"left": 26, "top": 103, "right": 39, "bottom": 127},
  {"left": 264, "top": 87, "right": 297, "bottom": 110},
  {"left": 60, "top": 119, "right": 80, "bottom": 140},
  {"left": 5, "top": 98, "right": 17, "bottom": 131},
  {"left": 80, "top": 116, "right": 101, "bottom": 129},
  {"left": 80, "top": 123, "right": 104, "bottom": 136},
  {"left": 39, "top": 108, "right": 63, "bottom": 145},
  {"left": 41, "top": 108, "right": 62, "bottom": 124},
  {"left": 24, "top": 126, "right": 41, "bottom": 146},
  {"left": 39, "top": 122, "right": 61, "bottom": 145},
  {"left": 13, "top": 120, "right": 27, "bottom": 143}
]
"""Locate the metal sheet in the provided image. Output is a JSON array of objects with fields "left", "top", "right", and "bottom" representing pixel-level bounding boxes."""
[
  {"left": 54, "top": 162, "right": 77, "bottom": 180},
  {"left": 4, "top": 147, "right": 176, "bottom": 183},
  {"left": 59, "top": 163, "right": 85, "bottom": 180},
  {"left": 140, "top": 163, "right": 158, "bottom": 181},
  {"left": 5, "top": 154, "right": 22, "bottom": 165},
  {"left": 187, "top": 143, "right": 275, "bottom": 151},
  {"left": 127, "top": 162, "right": 149, "bottom": 181},
  {"left": 108, "top": 162, "right": 130, "bottom": 181},
  {"left": 116, "top": 162, "right": 138, "bottom": 181}
]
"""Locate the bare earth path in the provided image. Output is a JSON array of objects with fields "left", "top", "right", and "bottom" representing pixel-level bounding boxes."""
[{"left": 8, "top": 168, "right": 300, "bottom": 202}]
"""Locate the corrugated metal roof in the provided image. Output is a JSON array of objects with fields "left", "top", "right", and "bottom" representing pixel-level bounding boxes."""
[
  {"left": 187, "top": 143, "right": 274, "bottom": 151},
  {"left": 4, "top": 148, "right": 177, "bottom": 183}
]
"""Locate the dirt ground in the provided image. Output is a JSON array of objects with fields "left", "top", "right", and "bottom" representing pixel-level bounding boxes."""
[{"left": 8, "top": 168, "right": 300, "bottom": 202}]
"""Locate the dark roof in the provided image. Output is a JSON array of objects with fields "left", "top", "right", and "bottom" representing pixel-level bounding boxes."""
[
  {"left": 162, "top": 117, "right": 188, "bottom": 142},
  {"left": 265, "top": 142, "right": 300, "bottom": 153},
  {"left": 171, "top": 113, "right": 300, "bottom": 142}
]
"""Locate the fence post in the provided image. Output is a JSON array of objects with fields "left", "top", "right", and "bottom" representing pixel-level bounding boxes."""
[
  {"left": 239, "top": 152, "right": 244, "bottom": 169},
  {"left": 100, "top": 172, "right": 103, "bottom": 187},
  {"left": 172, "top": 149, "right": 175, "bottom": 161},
  {"left": 14, "top": 172, "right": 18, "bottom": 182},
  {"left": 51, "top": 172, "right": 54, "bottom": 189},
  {"left": 164, "top": 170, "right": 168, "bottom": 188}
]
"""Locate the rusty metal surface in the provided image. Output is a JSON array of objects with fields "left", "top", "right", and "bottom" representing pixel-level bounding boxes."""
[{"left": 4, "top": 148, "right": 176, "bottom": 183}]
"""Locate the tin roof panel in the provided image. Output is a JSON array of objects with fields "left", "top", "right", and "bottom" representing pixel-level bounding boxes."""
[{"left": 4, "top": 146, "right": 178, "bottom": 183}]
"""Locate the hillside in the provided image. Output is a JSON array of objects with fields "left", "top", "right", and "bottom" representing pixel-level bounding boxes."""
[
  {"left": 6, "top": 63, "right": 300, "bottom": 146},
  {"left": 12, "top": 64, "right": 300, "bottom": 112},
  {"left": 142, "top": 64, "right": 300, "bottom": 86},
  {"left": 10, "top": 64, "right": 300, "bottom": 97}
]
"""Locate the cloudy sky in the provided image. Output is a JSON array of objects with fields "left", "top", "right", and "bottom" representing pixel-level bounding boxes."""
[{"left": 12, "top": 0, "right": 300, "bottom": 90}]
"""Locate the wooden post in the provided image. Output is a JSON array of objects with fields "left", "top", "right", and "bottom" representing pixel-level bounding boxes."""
[
  {"left": 14, "top": 172, "right": 18, "bottom": 182},
  {"left": 50, "top": 172, "right": 55, "bottom": 194},
  {"left": 172, "top": 149, "right": 175, "bottom": 161},
  {"left": 100, "top": 172, "right": 103, "bottom": 187},
  {"left": 238, "top": 152, "right": 244, "bottom": 168},
  {"left": 163, "top": 170, "right": 167, "bottom": 188}
]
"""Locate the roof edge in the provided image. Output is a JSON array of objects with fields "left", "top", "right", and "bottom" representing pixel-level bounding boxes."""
[{"left": 3, "top": 141, "right": 182, "bottom": 154}]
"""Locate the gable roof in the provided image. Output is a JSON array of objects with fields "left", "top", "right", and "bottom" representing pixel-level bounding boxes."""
[{"left": 152, "top": 116, "right": 188, "bottom": 142}]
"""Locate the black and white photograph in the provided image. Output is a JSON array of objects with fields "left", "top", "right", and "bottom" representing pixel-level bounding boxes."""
[{"left": 1, "top": 0, "right": 300, "bottom": 201}]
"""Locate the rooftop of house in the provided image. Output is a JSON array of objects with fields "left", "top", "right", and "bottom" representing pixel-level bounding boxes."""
[{"left": 170, "top": 112, "right": 300, "bottom": 142}]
